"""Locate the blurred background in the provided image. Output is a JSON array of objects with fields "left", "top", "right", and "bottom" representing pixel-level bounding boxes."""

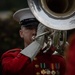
[{"left": 0, "top": 0, "right": 28, "bottom": 57}]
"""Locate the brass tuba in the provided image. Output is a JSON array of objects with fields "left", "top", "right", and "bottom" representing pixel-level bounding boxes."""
[
  {"left": 27, "top": 0, "right": 75, "bottom": 55},
  {"left": 27, "top": 0, "right": 75, "bottom": 30}
]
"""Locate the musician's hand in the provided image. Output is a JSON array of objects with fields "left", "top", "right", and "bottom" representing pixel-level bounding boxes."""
[{"left": 36, "top": 23, "right": 47, "bottom": 46}]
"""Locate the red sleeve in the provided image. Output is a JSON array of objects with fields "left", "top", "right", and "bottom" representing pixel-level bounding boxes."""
[{"left": 1, "top": 48, "right": 31, "bottom": 73}]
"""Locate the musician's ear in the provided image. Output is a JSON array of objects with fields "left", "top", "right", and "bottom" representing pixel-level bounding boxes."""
[{"left": 19, "top": 29, "right": 24, "bottom": 38}]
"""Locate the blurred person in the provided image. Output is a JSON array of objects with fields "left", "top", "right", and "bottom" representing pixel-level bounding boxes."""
[
  {"left": 1, "top": 8, "right": 66, "bottom": 75},
  {"left": 65, "top": 30, "right": 75, "bottom": 75}
]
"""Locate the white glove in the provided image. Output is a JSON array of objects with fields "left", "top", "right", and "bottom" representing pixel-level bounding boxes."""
[
  {"left": 35, "top": 23, "right": 46, "bottom": 46},
  {"left": 20, "top": 23, "right": 47, "bottom": 61}
]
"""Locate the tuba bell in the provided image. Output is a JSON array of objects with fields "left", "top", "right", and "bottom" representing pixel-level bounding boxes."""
[
  {"left": 27, "top": 0, "right": 75, "bottom": 30},
  {"left": 27, "top": 0, "right": 75, "bottom": 55}
]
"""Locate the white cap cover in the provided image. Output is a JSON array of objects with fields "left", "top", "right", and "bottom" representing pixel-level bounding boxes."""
[{"left": 13, "top": 8, "right": 35, "bottom": 22}]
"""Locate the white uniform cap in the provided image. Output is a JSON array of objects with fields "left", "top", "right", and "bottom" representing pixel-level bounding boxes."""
[{"left": 13, "top": 8, "right": 35, "bottom": 22}]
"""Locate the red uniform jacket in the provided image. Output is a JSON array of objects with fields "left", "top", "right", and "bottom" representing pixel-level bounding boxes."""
[{"left": 1, "top": 48, "right": 66, "bottom": 75}]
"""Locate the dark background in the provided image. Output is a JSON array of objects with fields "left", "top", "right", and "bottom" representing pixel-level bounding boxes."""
[
  {"left": 0, "top": 0, "right": 28, "bottom": 57},
  {"left": 0, "top": 0, "right": 28, "bottom": 11}
]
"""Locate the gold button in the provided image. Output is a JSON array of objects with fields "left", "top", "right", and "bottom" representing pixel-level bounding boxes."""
[
  {"left": 36, "top": 72, "right": 40, "bottom": 75},
  {"left": 35, "top": 64, "right": 39, "bottom": 68},
  {"left": 34, "top": 57, "right": 37, "bottom": 60}
]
